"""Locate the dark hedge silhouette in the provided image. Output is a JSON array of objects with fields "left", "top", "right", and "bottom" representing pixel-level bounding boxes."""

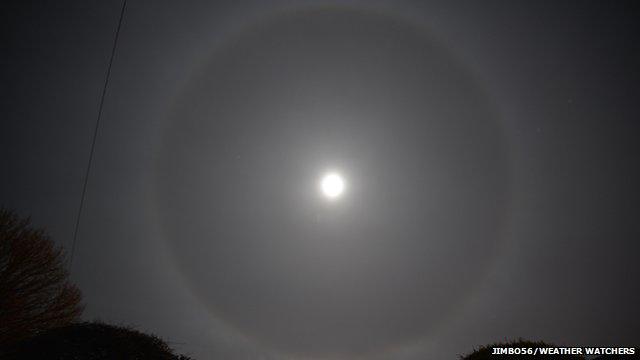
[
  {"left": 461, "top": 339, "right": 585, "bottom": 359},
  {"left": 1, "top": 322, "right": 193, "bottom": 360},
  {"left": 0, "top": 209, "right": 83, "bottom": 346},
  {"left": 593, "top": 353, "right": 640, "bottom": 359}
]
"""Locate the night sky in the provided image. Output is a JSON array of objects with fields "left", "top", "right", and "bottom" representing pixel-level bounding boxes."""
[{"left": 2, "top": 1, "right": 639, "bottom": 359}]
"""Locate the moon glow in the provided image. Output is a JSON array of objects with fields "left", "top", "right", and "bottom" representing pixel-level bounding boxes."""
[{"left": 320, "top": 172, "right": 346, "bottom": 199}]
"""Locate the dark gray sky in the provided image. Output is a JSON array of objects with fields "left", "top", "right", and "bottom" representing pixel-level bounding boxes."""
[{"left": 2, "top": 1, "right": 639, "bottom": 359}]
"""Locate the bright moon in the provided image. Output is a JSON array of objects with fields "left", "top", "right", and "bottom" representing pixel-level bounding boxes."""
[{"left": 320, "top": 172, "right": 345, "bottom": 199}]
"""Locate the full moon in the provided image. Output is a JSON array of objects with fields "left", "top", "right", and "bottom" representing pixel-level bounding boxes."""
[{"left": 320, "top": 172, "right": 345, "bottom": 199}]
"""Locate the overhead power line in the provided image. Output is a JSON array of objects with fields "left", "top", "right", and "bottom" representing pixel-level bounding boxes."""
[{"left": 69, "top": 0, "right": 127, "bottom": 268}]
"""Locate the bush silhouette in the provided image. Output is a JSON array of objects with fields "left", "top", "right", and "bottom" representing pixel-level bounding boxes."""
[
  {"left": 461, "top": 339, "right": 585, "bottom": 359},
  {"left": 0, "top": 209, "right": 83, "bottom": 346},
  {"left": 1, "top": 322, "right": 193, "bottom": 359}
]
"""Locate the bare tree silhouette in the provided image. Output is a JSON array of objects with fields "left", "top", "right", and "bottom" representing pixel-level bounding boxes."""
[{"left": 0, "top": 209, "right": 83, "bottom": 346}]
